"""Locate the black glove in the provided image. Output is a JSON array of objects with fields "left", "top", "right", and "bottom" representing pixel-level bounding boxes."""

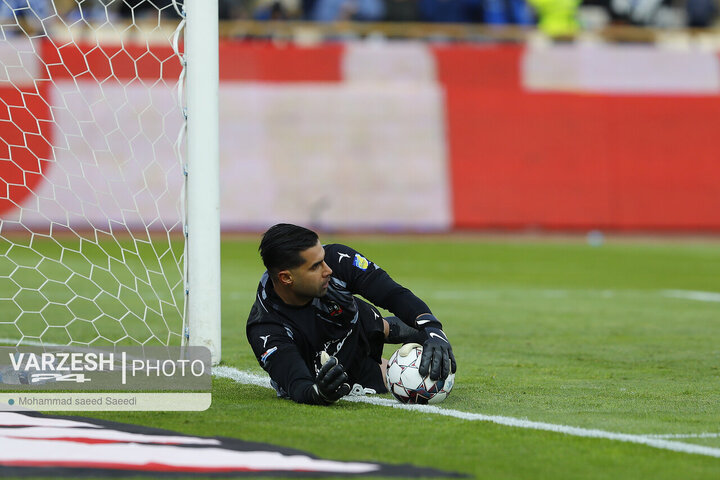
[
  {"left": 312, "top": 355, "right": 351, "bottom": 404},
  {"left": 418, "top": 320, "right": 457, "bottom": 381}
]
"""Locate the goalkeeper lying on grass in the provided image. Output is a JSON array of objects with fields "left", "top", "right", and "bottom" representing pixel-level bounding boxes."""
[{"left": 246, "top": 223, "right": 456, "bottom": 405}]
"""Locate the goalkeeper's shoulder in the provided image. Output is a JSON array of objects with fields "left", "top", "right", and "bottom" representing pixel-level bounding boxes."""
[
  {"left": 322, "top": 243, "right": 358, "bottom": 264},
  {"left": 246, "top": 291, "right": 283, "bottom": 329}
]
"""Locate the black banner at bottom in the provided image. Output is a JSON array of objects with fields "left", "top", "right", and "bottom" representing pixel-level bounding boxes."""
[{"left": 0, "top": 410, "right": 466, "bottom": 478}]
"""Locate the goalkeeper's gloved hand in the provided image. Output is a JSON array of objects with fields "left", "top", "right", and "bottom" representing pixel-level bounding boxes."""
[
  {"left": 312, "top": 353, "right": 351, "bottom": 405},
  {"left": 416, "top": 314, "right": 457, "bottom": 381}
]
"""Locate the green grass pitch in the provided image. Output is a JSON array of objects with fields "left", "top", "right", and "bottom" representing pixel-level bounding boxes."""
[{"left": 4, "top": 235, "right": 720, "bottom": 479}]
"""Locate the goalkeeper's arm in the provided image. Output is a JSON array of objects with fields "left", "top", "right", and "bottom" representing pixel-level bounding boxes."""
[{"left": 255, "top": 341, "right": 350, "bottom": 405}]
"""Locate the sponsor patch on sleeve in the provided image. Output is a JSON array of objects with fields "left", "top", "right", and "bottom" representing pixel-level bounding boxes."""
[
  {"left": 353, "top": 254, "right": 369, "bottom": 270},
  {"left": 260, "top": 346, "right": 278, "bottom": 366}
]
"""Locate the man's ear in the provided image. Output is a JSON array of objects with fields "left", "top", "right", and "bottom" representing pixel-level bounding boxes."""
[{"left": 277, "top": 270, "right": 293, "bottom": 286}]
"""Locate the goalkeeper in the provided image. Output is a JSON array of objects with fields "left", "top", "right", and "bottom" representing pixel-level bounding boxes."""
[{"left": 246, "top": 223, "right": 456, "bottom": 405}]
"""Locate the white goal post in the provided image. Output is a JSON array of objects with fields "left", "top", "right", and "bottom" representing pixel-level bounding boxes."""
[
  {"left": 184, "top": 0, "right": 221, "bottom": 364},
  {"left": 0, "top": 0, "right": 221, "bottom": 364}
]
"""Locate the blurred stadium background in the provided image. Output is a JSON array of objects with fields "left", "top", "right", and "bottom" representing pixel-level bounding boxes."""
[{"left": 1, "top": 2, "right": 720, "bottom": 477}]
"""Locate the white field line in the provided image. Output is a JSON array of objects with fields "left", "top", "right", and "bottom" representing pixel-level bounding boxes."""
[
  {"left": 213, "top": 366, "right": 272, "bottom": 389},
  {"left": 213, "top": 366, "right": 720, "bottom": 460},
  {"left": 645, "top": 433, "right": 720, "bottom": 439},
  {"left": 661, "top": 290, "right": 720, "bottom": 303}
]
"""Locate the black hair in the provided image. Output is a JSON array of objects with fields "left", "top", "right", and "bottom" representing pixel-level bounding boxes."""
[{"left": 259, "top": 223, "right": 319, "bottom": 278}]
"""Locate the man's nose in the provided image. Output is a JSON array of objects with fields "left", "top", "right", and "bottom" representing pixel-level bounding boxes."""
[{"left": 323, "top": 263, "right": 332, "bottom": 276}]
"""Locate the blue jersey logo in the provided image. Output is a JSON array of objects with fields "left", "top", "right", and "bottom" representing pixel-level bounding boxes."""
[{"left": 353, "top": 254, "right": 369, "bottom": 270}]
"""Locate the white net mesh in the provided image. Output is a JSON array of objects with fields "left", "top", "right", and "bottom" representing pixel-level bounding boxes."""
[{"left": 0, "top": 1, "right": 186, "bottom": 347}]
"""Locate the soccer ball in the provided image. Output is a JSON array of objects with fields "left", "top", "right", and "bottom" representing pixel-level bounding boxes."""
[{"left": 386, "top": 343, "right": 454, "bottom": 404}]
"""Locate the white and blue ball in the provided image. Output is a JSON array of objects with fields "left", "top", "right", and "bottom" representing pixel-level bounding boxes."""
[{"left": 386, "top": 343, "right": 454, "bottom": 404}]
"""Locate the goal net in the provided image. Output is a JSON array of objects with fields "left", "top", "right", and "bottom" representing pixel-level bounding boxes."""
[{"left": 0, "top": 1, "right": 218, "bottom": 354}]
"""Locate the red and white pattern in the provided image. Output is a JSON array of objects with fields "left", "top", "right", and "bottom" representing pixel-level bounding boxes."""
[
  {"left": 0, "top": 411, "right": 461, "bottom": 477},
  {"left": 3, "top": 40, "right": 720, "bottom": 231}
]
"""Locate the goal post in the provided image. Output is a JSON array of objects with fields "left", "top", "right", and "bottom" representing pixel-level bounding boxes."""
[
  {"left": 0, "top": 1, "right": 221, "bottom": 364},
  {"left": 184, "top": 0, "right": 221, "bottom": 365}
]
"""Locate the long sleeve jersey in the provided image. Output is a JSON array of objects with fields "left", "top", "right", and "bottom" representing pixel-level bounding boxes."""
[{"left": 246, "top": 243, "right": 438, "bottom": 404}]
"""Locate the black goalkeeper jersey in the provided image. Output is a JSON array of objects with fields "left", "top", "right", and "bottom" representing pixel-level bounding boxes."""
[{"left": 246, "top": 243, "right": 434, "bottom": 404}]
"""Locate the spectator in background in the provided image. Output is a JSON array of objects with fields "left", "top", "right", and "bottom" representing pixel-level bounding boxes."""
[
  {"left": 384, "top": 0, "right": 421, "bottom": 21},
  {"left": 603, "top": 0, "right": 672, "bottom": 26},
  {"left": 418, "top": 0, "right": 533, "bottom": 24},
  {"left": 686, "top": 0, "right": 717, "bottom": 26},
  {"left": 0, "top": 0, "right": 51, "bottom": 25},
  {"left": 220, "top": 0, "right": 256, "bottom": 19},
  {"left": 311, "top": 0, "right": 385, "bottom": 21},
  {"left": 527, "top": 0, "right": 579, "bottom": 36},
  {"left": 59, "top": 0, "right": 120, "bottom": 23},
  {"left": 302, "top": 0, "right": 319, "bottom": 18},
  {"left": 418, "top": 0, "right": 483, "bottom": 22},
  {"left": 119, "top": 0, "right": 180, "bottom": 19},
  {"left": 483, "top": 0, "right": 535, "bottom": 25},
  {"left": 253, "top": 0, "right": 301, "bottom": 19}
]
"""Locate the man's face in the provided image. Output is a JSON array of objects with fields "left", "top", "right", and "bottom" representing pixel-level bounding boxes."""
[{"left": 287, "top": 241, "right": 333, "bottom": 300}]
